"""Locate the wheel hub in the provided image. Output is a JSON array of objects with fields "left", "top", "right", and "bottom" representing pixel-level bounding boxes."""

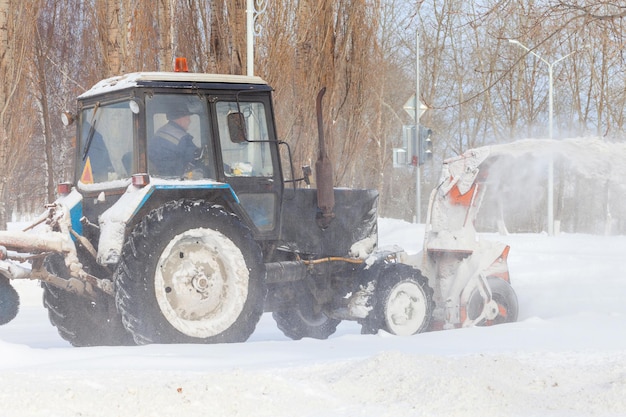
[
  {"left": 385, "top": 280, "right": 428, "bottom": 336},
  {"left": 483, "top": 299, "right": 499, "bottom": 320},
  {"left": 192, "top": 273, "right": 210, "bottom": 292},
  {"left": 166, "top": 259, "right": 224, "bottom": 320},
  {"left": 390, "top": 291, "right": 414, "bottom": 325}
]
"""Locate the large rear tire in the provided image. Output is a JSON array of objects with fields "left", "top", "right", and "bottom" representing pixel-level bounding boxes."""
[
  {"left": 115, "top": 200, "right": 266, "bottom": 344},
  {"left": 361, "top": 264, "right": 434, "bottom": 336},
  {"left": 467, "top": 276, "right": 518, "bottom": 325},
  {"left": 273, "top": 292, "right": 341, "bottom": 340},
  {"left": 42, "top": 254, "right": 134, "bottom": 347}
]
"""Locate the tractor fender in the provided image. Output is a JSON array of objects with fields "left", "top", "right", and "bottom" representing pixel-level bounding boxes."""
[
  {"left": 97, "top": 178, "right": 239, "bottom": 266},
  {"left": 55, "top": 187, "right": 84, "bottom": 237}
]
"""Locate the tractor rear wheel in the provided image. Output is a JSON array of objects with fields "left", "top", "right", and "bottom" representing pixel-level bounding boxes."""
[
  {"left": 115, "top": 200, "right": 266, "bottom": 344},
  {"left": 273, "top": 294, "right": 341, "bottom": 340},
  {"left": 361, "top": 264, "right": 433, "bottom": 336},
  {"left": 467, "top": 276, "right": 518, "bottom": 325},
  {"left": 42, "top": 254, "right": 134, "bottom": 347}
]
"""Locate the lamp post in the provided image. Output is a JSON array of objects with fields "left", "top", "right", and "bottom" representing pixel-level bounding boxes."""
[
  {"left": 415, "top": 31, "right": 421, "bottom": 224},
  {"left": 246, "top": 0, "right": 268, "bottom": 76},
  {"left": 508, "top": 39, "right": 582, "bottom": 235}
]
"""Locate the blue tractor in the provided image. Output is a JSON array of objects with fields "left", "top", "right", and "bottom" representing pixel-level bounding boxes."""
[{"left": 0, "top": 68, "right": 434, "bottom": 345}]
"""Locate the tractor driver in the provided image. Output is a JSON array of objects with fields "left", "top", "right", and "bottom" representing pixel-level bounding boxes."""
[{"left": 149, "top": 107, "right": 200, "bottom": 178}]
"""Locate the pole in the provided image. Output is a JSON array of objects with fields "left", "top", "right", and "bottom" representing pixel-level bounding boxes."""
[
  {"left": 508, "top": 40, "right": 584, "bottom": 235},
  {"left": 415, "top": 31, "right": 421, "bottom": 224},
  {"left": 547, "top": 64, "right": 554, "bottom": 235},
  {"left": 246, "top": 0, "right": 254, "bottom": 76}
]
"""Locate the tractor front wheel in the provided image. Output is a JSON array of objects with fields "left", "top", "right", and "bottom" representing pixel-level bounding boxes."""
[{"left": 361, "top": 264, "right": 434, "bottom": 336}]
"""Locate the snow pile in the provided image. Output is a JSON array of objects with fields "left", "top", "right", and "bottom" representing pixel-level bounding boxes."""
[{"left": 1, "top": 219, "right": 626, "bottom": 416}]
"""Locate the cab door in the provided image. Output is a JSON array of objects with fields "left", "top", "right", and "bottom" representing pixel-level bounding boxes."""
[{"left": 212, "top": 96, "right": 282, "bottom": 239}]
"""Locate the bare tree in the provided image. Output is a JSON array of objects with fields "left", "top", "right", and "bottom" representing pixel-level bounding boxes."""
[
  {"left": 258, "top": 0, "right": 381, "bottom": 192},
  {"left": 0, "top": 0, "right": 40, "bottom": 226},
  {"left": 1, "top": 0, "right": 625, "bottom": 232}
]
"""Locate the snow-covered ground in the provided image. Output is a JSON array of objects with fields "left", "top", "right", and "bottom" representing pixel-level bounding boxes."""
[{"left": 1, "top": 218, "right": 626, "bottom": 416}]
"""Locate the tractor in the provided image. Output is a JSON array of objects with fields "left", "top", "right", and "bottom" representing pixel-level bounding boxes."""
[{"left": 0, "top": 62, "right": 516, "bottom": 346}]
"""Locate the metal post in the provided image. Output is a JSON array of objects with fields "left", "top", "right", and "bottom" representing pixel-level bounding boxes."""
[
  {"left": 246, "top": 0, "right": 268, "bottom": 77},
  {"left": 508, "top": 40, "right": 584, "bottom": 235},
  {"left": 415, "top": 31, "right": 421, "bottom": 224},
  {"left": 246, "top": 0, "right": 254, "bottom": 76},
  {"left": 548, "top": 64, "right": 554, "bottom": 235}
]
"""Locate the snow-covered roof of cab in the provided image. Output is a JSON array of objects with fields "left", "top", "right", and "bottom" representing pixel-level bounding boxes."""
[{"left": 79, "top": 72, "right": 270, "bottom": 99}]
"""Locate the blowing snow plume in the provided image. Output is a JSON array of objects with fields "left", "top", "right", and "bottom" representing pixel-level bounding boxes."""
[
  {"left": 488, "top": 137, "right": 626, "bottom": 183},
  {"left": 454, "top": 137, "right": 626, "bottom": 234}
]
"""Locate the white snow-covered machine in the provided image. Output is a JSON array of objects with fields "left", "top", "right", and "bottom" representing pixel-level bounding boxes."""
[{"left": 414, "top": 147, "right": 518, "bottom": 330}]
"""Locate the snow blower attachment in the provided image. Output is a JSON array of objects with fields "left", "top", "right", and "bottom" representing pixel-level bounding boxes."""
[
  {"left": 0, "top": 68, "right": 516, "bottom": 345},
  {"left": 418, "top": 147, "right": 519, "bottom": 329}
]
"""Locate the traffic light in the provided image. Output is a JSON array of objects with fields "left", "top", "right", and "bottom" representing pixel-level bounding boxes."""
[
  {"left": 418, "top": 126, "right": 432, "bottom": 165},
  {"left": 400, "top": 124, "right": 432, "bottom": 166}
]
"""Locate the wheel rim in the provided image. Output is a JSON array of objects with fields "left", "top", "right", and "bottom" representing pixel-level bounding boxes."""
[
  {"left": 384, "top": 280, "right": 428, "bottom": 336},
  {"left": 467, "top": 278, "right": 518, "bottom": 326},
  {"left": 468, "top": 296, "right": 508, "bottom": 326},
  {"left": 154, "top": 228, "right": 249, "bottom": 338}
]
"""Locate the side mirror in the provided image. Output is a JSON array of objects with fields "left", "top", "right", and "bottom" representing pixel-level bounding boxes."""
[
  {"left": 302, "top": 165, "right": 312, "bottom": 185},
  {"left": 227, "top": 112, "right": 247, "bottom": 143}
]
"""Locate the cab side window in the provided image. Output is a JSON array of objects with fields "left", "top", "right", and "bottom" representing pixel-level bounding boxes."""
[
  {"left": 216, "top": 101, "right": 274, "bottom": 177},
  {"left": 146, "top": 94, "right": 215, "bottom": 179}
]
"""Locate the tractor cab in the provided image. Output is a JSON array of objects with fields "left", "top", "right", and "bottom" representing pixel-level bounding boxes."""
[{"left": 70, "top": 72, "right": 283, "bottom": 239}]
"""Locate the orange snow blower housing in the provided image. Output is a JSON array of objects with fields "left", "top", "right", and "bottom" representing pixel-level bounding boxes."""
[{"left": 415, "top": 147, "right": 517, "bottom": 330}]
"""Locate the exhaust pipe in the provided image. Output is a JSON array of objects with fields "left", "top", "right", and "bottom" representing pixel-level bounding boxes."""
[{"left": 315, "top": 87, "right": 335, "bottom": 229}]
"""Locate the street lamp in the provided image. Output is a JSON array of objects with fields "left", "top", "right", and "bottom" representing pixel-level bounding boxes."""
[
  {"left": 416, "top": 31, "right": 421, "bottom": 223},
  {"left": 246, "top": 0, "right": 268, "bottom": 76},
  {"left": 508, "top": 39, "right": 583, "bottom": 235}
]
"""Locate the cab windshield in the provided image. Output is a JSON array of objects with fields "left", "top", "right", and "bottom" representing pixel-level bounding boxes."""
[{"left": 77, "top": 100, "right": 134, "bottom": 184}]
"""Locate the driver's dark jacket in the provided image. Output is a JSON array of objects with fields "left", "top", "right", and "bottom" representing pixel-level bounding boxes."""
[{"left": 149, "top": 121, "right": 199, "bottom": 177}]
